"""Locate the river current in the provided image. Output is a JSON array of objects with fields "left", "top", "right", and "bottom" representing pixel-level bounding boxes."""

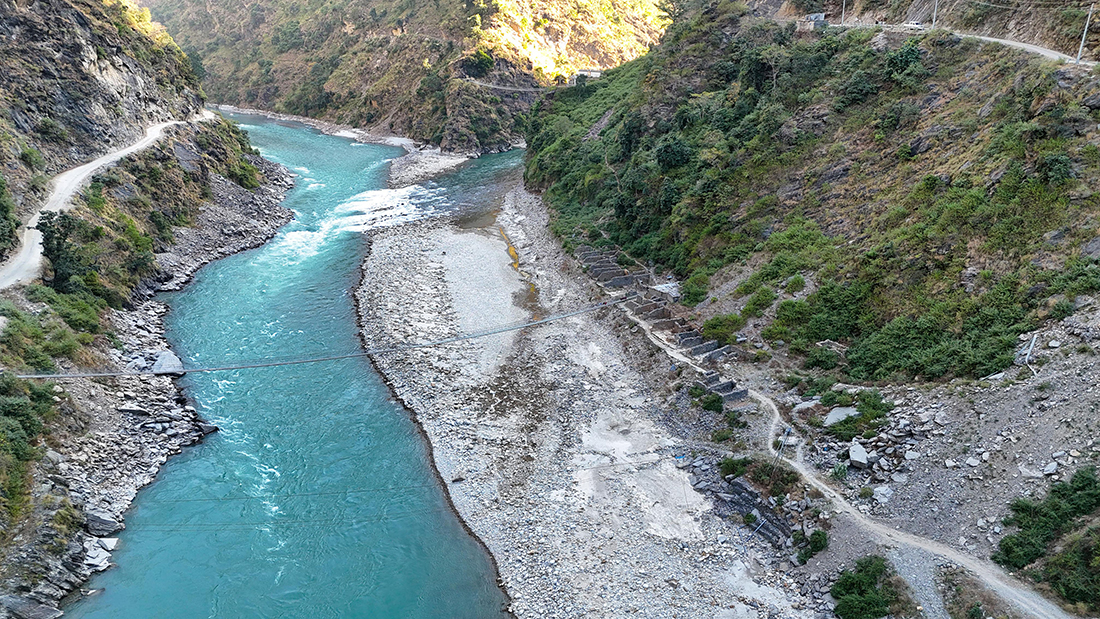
[{"left": 67, "top": 114, "right": 520, "bottom": 618}]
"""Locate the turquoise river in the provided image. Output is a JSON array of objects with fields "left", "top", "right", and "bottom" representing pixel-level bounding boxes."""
[{"left": 66, "top": 114, "right": 521, "bottom": 618}]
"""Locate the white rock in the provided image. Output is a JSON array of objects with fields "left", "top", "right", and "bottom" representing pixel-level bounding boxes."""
[
  {"left": 824, "top": 407, "right": 860, "bottom": 426},
  {"left": 966, "top": 457, "right": 981, "bottom": 467},
  {"left": 849, "top": 442, "right": 869, "bottom": 468}
]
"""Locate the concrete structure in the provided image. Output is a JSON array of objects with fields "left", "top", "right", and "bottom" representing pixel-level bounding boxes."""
[{"left": 796, "top": 13, "right": 827, "bottom": 32}]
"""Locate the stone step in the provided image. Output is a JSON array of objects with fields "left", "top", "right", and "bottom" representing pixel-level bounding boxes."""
[
  {"left": 676, "top": 331, "right": 701, "bottom": 344},
  {"left": 702, "top": 345, "right": 731, "bottom": 362},
  {"left": 703, "top": 371, "right": 720, "bottom": 385},
  {"left": 712, "top": 380, "right": 736, "bottom": 393},
  {"left": 721, "top": 389, "right": 749, "bottom": 402},
  {"left": 594, "top": 270, "right": 625, "bottom": 283},
  {"left": 652, "top": 319, "right": 679, "bottom": 330},
  {"left": 680, "top": 335, "right": 703, "bottom": 348},
  {"left": 690, "top": 340, "right": 720, "bottom": 356},
  {"left": 644, "top": 306, "right": 671, "bottom": 320},
  {"left": 606, "top": 274, "right": 644, "bottom": 288}
]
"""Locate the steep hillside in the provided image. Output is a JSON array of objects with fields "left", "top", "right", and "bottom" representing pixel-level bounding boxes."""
[
  {"left": 0, "top": 0, "right": 204, "bottom": 256},
  {"left": 526, "top": 1, "right": 1100, "bottom": 383},
  {"left": 141, "top": 0, "right": 667, "bottom": 153}
]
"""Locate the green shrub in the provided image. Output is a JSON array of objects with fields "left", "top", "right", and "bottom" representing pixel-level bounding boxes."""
[
  {"left": 228, "top": 160, "right": 260, "bottom": 189},
  {"left": 993, "top": 467, "right": 1100, "bottom": 570},
  {"left": 749, "top": 462, "right": 800, "bottom": 497},
  {"left": 831, "top": 555, "right": 897, "bottom": 619},
  {"left": 743, "top": 512, "right": 757, "bottom": 525},
  {"left": 699, "top": 393, "right": 724, "bottom": 412},
  {"left": 0, "top": 176, "right": 18, "bottom": 254},
  {"left": 1051, "top": 298, "right": 1075, "bottom": 321},
  {"left": 743, "top": 286, "right": 777, "bottom": 317},
  {"left": 719, "top": 456, "right": 752, "bottom": 479},
  {"left": 463, "top": 48, "right": 494, "bottom": 77},
  {"left": 20, "top": 148, "right": 45, "bottom": 170},
  {"left": 798, "top": 529, "right": 829, "bottom": 564},
  {"left": 804, "top": 346, "right": 838, "bottom": 370},
  {"left": 24, "top": 285, "right": 104, "bottom": 333},
  {"left": 1040, "top": 524, "right": 1099, "bottom": 612},
  {"left": 786, "top": 274, "right": 805, "bottom": 293},
  {"left": 681, "top": 271, "right": 709, "bottom": 306},
  {"left": 702, "top": 313, "right": 746, "bottom": 344},
  {"left": 35, "top": 118, "right": 69, "bottom": 142}
]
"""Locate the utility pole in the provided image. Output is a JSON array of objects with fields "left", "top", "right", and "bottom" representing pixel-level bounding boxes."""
[
  {"left": 1078, "top": 3, "right": 1095, "bottom": 64},
  {"left": 932, "top": 0, "right": 939, "bottom": 29}
]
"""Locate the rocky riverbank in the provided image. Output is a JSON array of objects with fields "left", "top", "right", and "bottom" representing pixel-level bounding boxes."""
[
  {"left": 0, "top": 144, "right": 293, "bottom": 618},
  {"left": 356, "top": 184, "right": 816, "bottom": 618}
]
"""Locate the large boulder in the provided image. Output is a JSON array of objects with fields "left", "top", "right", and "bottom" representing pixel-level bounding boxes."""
[
  {"left": 151, "top": 350, "right": 185, "bottom": 375},
  {"left": 85, "top": 510, "right": 121, "bottom": 536},
  {"left": 848, "top": 442, "right": 869, "bottom": 469},
  {"left": 824, "top": 406, "right": 860, "bottom": 426}
]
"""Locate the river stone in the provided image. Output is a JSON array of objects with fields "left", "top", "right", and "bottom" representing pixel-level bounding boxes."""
[
  {"left": 0, "top": 595, "right": 63, "bottom": 619},
  {"left": 85, "top": 510, "right": 121, "bottom": 536},
  {"left": 151, "top": 350, "right": 185, "bottom": 375},
  {"left": 824, "top": 407, "right": 860, "bottom": 426}
]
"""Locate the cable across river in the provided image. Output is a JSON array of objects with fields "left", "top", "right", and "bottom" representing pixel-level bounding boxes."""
[{"left": 14, "top": 294, "right": 634, "bottom": 380}]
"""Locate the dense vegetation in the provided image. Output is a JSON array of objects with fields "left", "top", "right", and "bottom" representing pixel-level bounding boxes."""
[
  {"left": 0, "top": 177, "right": 20, "bottom": 258},
  {"left": 144, "top": 0, "right": 667, "bottom": 152},
  {"left": 830, "top": 555, "right": 907, "bottom": 619},
  {"left": 993, "top": 466, "right": 1099, "bottom": 613},
  {"left": 526, "top": 2, "right": 1100, "bottom": 381}
]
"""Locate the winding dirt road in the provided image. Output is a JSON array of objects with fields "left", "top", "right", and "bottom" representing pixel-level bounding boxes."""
[
  {"left": 620, "top": 303, "right": 1070, "bottom": 617},
  {"left": 750, "top": 389, "right": 1073, "bottom": 619},
  {"left": 0, "top": 119, "right": 189, "bottom": 290}
]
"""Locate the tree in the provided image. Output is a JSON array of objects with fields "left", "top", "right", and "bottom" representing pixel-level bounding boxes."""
[{"left": 34, "top": 212, "right": 83, "bottom": 292}]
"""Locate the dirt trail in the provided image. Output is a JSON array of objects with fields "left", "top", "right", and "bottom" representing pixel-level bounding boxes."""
[
  {"left": 750, "top": 389, "right": 1073, "bottom": 619},
  {"left": 0, "top": 112, "right": 215, "bottom": 290},
  {"left": 619, "top": 303, "right": 1070, "bottom": 617}
]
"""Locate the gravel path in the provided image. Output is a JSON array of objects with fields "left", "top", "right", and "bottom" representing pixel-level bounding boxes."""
[{"left": 887, "top": 547, "right": 949, "bottom": 619}]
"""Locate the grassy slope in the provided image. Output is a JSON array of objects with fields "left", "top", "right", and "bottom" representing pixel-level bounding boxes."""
[
  {"left": 526, "top": 0, "right": 1100, "bottom": 382},
  {"left": 141, "top": 0, "right": 667, "bottom": 152}
]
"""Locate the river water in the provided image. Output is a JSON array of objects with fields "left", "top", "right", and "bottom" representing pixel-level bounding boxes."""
[{"left": 67, "top": 115, "right": 521, "bottom": 618}]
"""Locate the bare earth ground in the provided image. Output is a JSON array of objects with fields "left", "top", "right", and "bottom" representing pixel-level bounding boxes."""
[{"left": 357, "top": 187, "right": 818, "bottom": 618}]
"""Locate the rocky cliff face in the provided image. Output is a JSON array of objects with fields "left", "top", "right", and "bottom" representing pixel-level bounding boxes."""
[
  {"left": 0, "top": 0, "right": 203, "bottom": 220},
  {"left": 139, "top": 0, "right": 667, "bottom": 153}
]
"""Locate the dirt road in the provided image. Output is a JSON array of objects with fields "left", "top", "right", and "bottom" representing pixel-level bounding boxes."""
[
  {"left": 751, "top": 389, "right": 1073, "bottom": 619},
  {"left": 0, "top": 118, "right": 192, "bottom": 290}
]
